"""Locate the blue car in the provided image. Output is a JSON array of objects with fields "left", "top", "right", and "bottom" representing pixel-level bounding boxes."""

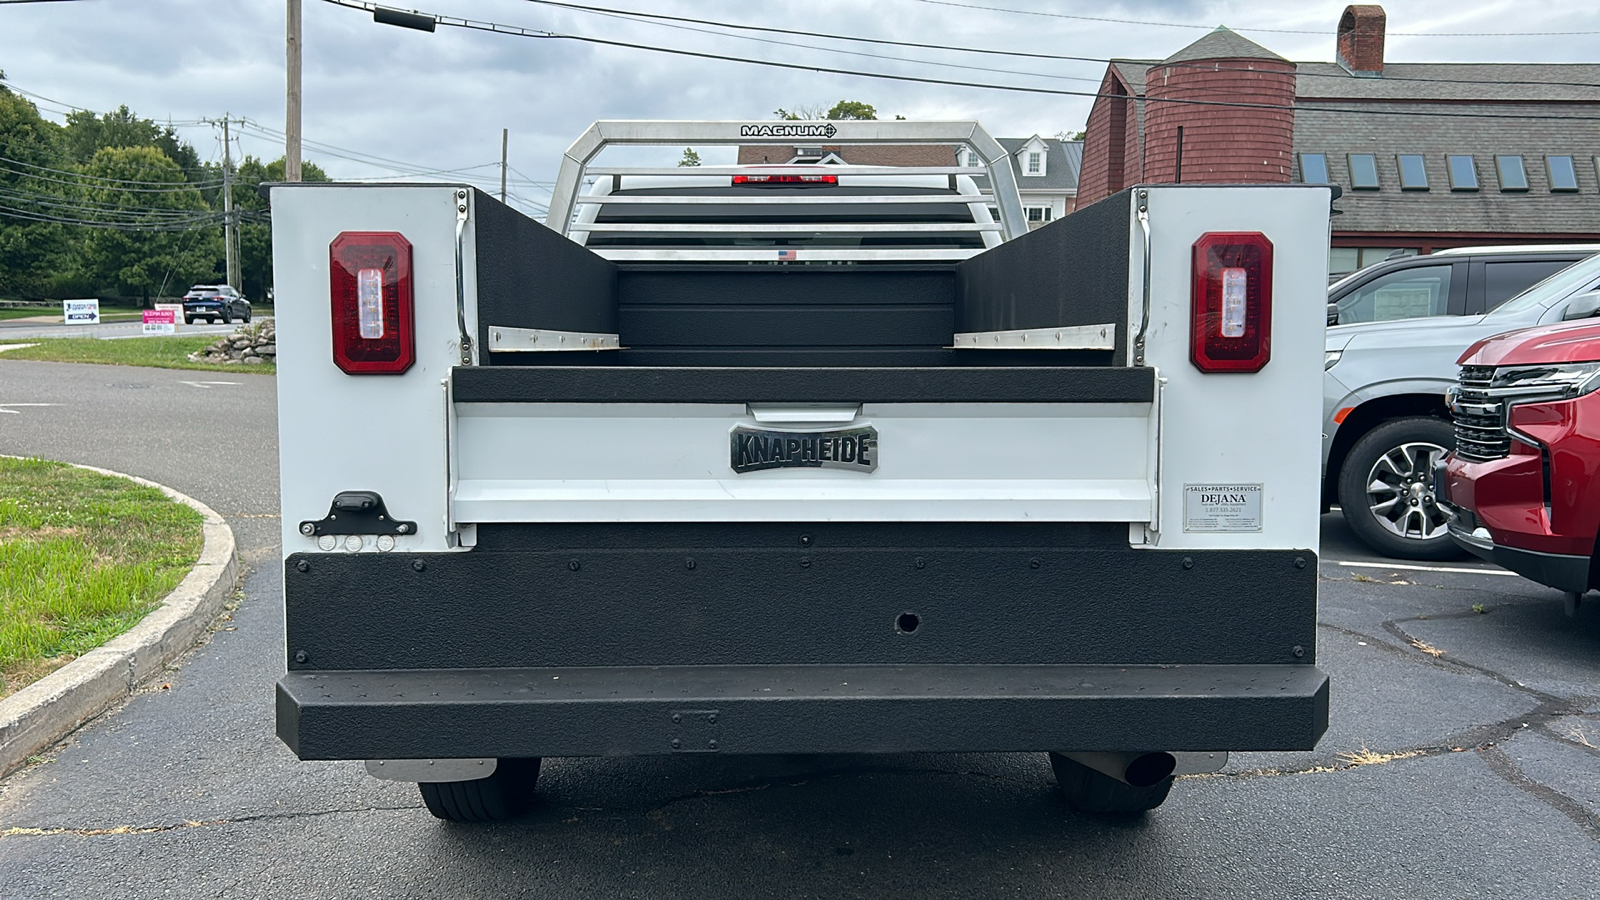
[{"left": 182, "top": 284, "right": 251, "bottom": 325}]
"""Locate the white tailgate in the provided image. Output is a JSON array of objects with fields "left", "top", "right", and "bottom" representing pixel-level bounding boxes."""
[{"left": 453, "top": 401, "right": 1153, "bottom": 523}]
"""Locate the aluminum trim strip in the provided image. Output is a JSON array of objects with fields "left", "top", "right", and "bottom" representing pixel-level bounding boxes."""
[
  {"left": 485, "top": 326, "right": 622, "bottom": 352},
  {"left": 952, "top": 323, "right": 1116, "bottom": 351}
]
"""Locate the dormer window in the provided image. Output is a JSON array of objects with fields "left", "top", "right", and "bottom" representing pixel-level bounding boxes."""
[{"left": 1026, "top": 151, "right": 1042, "bottom": 175}]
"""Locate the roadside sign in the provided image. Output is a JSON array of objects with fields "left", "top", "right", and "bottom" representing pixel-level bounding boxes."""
[
  {"left": 63, "top": 298, "right": 100, "bottom": 325},
  {"left": 155, "top": 303, "right": 184, "bottom": 331},
  {"left": 142, "top": 309, "right": 176, "bottom": 335}
]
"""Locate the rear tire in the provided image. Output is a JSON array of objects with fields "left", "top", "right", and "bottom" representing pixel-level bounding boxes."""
[
  {"left": 418, "top": 757, "right": 541, "bottom": 822},
  {"left": 1337, "top": 416, "right": 1463, "bottom": 561},
  {"left": 1049, "top": 752, "right": 1174, "bottom": 814},
  {"left": 221, "top": 310, "right": 233, "bottom": 325}
]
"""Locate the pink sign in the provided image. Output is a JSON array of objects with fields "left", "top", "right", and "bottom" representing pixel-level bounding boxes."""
[{"left": 142, "top": 309, "right": 176, "bottom": 334}]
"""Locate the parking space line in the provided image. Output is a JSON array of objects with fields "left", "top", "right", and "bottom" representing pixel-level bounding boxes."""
[
  {"left": 1334, "top": 560, "right": 1516, "bottom": 576},
  {"left": 0, "top": 402, "right": 56, "bottom": 414}
]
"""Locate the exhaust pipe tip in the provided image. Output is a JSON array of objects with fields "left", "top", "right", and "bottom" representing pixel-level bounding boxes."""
[
  {"left": 1057, "top": 751, "right": 1177, "bottom": 787},
  {"left": 1123, "top": 751, "right": 1177, "bottom": 787}
]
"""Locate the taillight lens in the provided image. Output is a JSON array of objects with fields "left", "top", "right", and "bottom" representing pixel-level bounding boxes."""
[
  {"left": 732, "top": 174, "right": 838, "bottom": 185},
  {"left": 329, "top": 232, "right": 414, "bottom": 375},
  {"left": 1191, "top": 232, "right": 1272, "bottom": 373}
]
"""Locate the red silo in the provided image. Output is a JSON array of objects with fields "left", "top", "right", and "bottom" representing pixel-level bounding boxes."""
[{"left": 1142, "top": 27, "right": 1297, "bottom": 186}]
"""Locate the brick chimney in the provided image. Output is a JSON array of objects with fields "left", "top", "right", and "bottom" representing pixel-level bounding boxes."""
[{"left": 1336, "top": 5, "right": 1386, "bottom": 76}]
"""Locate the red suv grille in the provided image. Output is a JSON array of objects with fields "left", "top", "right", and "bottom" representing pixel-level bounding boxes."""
[{"left": 1453, "top": 365, "right": 1509, "bottom": 461}]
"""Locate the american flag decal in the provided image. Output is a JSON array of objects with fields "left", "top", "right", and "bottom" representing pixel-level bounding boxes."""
[{"left": 777, "top": 249, "right": 797, "bottom": 260}]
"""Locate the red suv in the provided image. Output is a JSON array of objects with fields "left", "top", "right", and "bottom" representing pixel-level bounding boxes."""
[{"left": 1441, "top": 316, "right": 1600, "bottom": 616}]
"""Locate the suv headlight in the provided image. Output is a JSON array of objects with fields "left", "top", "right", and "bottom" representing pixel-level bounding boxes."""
[
  {"left": 1490, "top": 362, "right": 1600, "bottom": 401},
  {"left": 1324, "top": 349, "right": 1343, "bottom": 370}
]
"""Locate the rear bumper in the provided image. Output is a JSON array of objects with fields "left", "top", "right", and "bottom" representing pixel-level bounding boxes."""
[
  {"left": 277, "top": 663, "right": 1330, "bottom": 759},
  {"left": 279, "top": 522, "right": 1324, "bottom": 759}
]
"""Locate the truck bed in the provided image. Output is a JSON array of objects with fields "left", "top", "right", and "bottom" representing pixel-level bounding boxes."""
[{"left": 474, "top": 189, "right": 1132, "bottom": 368}]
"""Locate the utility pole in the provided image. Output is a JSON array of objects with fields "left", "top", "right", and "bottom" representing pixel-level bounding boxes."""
[
  {"left": 221, "top": 115, "right": 240, "bottom": 291},
  {"left": 286, "top": 0, "right": 303, "bottom": 181},
  {"left": 500, "top": 128, "right": 508, "bottom": 204}
]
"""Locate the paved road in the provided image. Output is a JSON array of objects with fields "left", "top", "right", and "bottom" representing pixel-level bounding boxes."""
[
  {"left": 1, "top": 358, "right": 1597, "bottom": 898},
  {"left": 0, "top": 319, "right": 239, "bottom": 341}
]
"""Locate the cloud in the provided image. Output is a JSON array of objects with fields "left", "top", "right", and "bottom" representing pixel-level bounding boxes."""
[{"left": 1, "top": 0, "right": 1594, "bottom": 213}]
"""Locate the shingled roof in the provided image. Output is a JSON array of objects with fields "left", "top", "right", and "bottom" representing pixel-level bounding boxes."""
[
  {"left": 969, "top": 137, "right": 1083, "bottom": 193},
  {"left": 1108, "top": 60, "right": 1600, "bottom": 104},
  {"left": 1296, "top": 103, "right": 1600, "bottom": 235},
  {"left": 1161, "top": 27, "right": 1287, "bottom": 65},
  {"left": 1100, "top": 53, "right": 1600, "bottom": 238}
]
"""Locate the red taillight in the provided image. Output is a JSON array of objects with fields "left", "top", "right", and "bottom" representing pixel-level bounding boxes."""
[
  {"left": 329, "top": 232, "right": 414, "bottom": 375},
  {"left": 732, "top": 174, "right": 838, "bottom": 185},
  {"left": 1191, "top": 232, "right": 1272, "bottom": 374}
]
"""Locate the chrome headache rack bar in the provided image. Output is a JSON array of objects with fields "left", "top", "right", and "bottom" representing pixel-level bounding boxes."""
[{"left": 544, "top": 120, "right": 1029, "bottom": 243}]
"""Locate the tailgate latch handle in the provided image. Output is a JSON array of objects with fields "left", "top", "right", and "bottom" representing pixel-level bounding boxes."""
[{"left": 299, "top": 491, "right": 417, "bottom": 537}]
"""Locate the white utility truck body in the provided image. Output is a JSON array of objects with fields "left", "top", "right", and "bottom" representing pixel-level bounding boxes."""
[{"left": 272, "top": 121, "right": 1330, "bottom": 820}]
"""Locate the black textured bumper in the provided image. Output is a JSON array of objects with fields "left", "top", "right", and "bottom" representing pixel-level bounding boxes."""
[
  {"left": 278, "top": 663, "right": 1329, "bottom": 759},
  {"left": 279, "top": 523, "right": 1324, "bottom": 759}
]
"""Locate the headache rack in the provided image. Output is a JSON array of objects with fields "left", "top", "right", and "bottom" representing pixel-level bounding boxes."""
[{"left": 545, "top": 120, "right": 1030, "bottom": 262}]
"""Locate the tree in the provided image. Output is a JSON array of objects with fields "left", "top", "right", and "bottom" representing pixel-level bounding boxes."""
[
  {"left": 677, "top": 147, "right": 701, "bottom": 167},
  {"left": 233, "top": 155, "right": 329, "bottom": 303},
  {"left": 63, "top": 106, "right": 202, "bottom": 177},
  {"left": 77, "top": 146, "right": 222, "bottom": 303},
  {"left": 774, "top": 103, "right": 828, "bottom": 121},
  {"left": 775, "top": 100, "right": 881, "bottom": 121},
  {"left": 0, "top": 77, "right": 71, "bottom": 300},
  {"left": 825, "top": 100, "right": 877, "bottom": 121}
]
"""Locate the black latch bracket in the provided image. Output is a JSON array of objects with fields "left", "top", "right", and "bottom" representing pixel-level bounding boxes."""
[{"left": 298, "top": 491, "right": 416, "bottom": 537}]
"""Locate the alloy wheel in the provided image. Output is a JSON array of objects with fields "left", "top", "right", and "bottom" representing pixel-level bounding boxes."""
[{"left": 1365, "top": 441, "right": 1450, "bottom": 541}]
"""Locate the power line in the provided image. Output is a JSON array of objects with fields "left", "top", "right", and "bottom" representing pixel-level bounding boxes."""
[
  {"left": 0, "top": 202, "right": 222, "bottom": 231},
  {"left": 515, "top": 0, "right": 1105, "bottom": 85},
  {"left": 0, "top": 186, "right": 221, "bottom": 219},
  {"left": 0, "top": 151, "right": 223, "bottom": 188},
  {"left": 512, "top": 1, "right": 1600, "bottom": 93},
  {"left": 325, "top": 1, "right": 1600, "bottom": 123},
  {"left": 0, "top": 162, "right": 221, "bottom": 194},
  {"left": 904, "top": 0, "right": 1600, "bottom": 37},
  {"left": 1, "top": 82, "right": 211, "bottom": 126}
]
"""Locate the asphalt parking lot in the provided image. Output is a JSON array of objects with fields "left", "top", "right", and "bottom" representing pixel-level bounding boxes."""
[{"left": 0, "top": 358, "right": 1596, "bottom": 898}]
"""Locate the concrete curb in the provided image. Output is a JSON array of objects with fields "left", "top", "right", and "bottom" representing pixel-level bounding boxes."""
[{"left": 0, "top": 459, "right": 240, "bottom": 777}]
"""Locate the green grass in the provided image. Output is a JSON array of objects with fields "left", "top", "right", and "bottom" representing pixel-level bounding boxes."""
[
  {"left": 0, "top": 457, "right": 205, "bottom": 698},
  {"left": 0, "top": 308, "right": 57, "bottom": 321},
  {"left": 0, "top": 336, "right": 275, "bottom": 374}
]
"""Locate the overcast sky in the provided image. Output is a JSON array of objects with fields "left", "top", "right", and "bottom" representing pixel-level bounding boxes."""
[{"left": 2, "top": 0, "right": 1595, "bottom": 218}]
